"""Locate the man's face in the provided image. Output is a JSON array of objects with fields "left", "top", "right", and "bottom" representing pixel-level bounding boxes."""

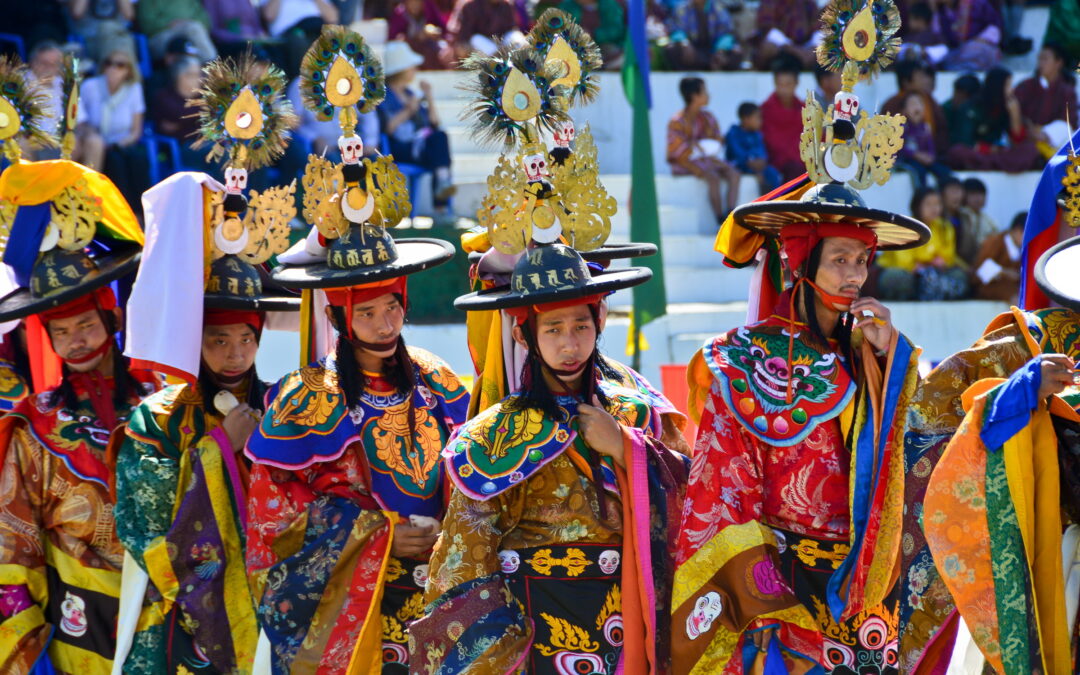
[
  {"left": 515, "top": 304, "right": 596, "bottom": 386},
  {"left": 201, "top": 324, "right": 258, "bottom": 382},
  {"left": 964, "top": 190, "right": 986, "bottom": 213},
  {"left": 813, "top": 237, "right": 870, "bottom": 312},
  {"left": 47, "top": 309, "right": 111, "bottom": 373},
  {"left": 350, "top": 293, "right": 405, "bottom": 358},
  {"left": 31, "top": 48, "right": 62, "bottom": 81},
  {"left": 775, "top": 73, "right": 797, "bottom": 102}
]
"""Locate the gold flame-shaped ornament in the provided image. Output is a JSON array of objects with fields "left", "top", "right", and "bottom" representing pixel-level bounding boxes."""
[
  {"left": 209, "top": 183, "right": 297, "bottom": 263},
  {"left": 1062, "top": 152, "right": 1080, "bottom": 228},
  {"left": 225, "top": 87, "right": 264, "bottom": 140},
  {"left": 841, "top": 3, "right": 877, "bottom": 62},
  {"left": 546, "top": 37, "right": 582, "bottom": 92},
  {"left": 0, "top": 97, "right": 18, "bottom": 141},
  {"left": 501, "top": 67, "right": 543, "bottom": 123},
  {"left": 326, "top": 55, "right": 365, "bottom": 108}
]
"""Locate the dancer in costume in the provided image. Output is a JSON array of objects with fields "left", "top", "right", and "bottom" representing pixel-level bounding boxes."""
[
  {"left": 900, "top": 133, "right": 1080, "bottom": 673},
  {"left": 411, "top": 14, "right": 691, "bottom": 672},
  {"left": 670, "top": 2, "right": 931, "bottom": 672},
  {"left": 110, "top": 54, "right": 299, "bottom": 675},
  {"left": 917, "top": 235, "right": 1080, "bottom": 675},
  {"left": 0, "top": 55, "right": 156, "bottom": 673},
  {"left": 243, "top": 26, "right": 469, "bottom": 674}
]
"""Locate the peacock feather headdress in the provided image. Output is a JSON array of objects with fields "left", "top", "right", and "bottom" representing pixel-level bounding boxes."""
[
  {"left": 527, "top": 8, "right": 602, "bottom": 107},
  {"left": 192, "top": 54, "right": 297, "bottom": 171},
  {"left": 817, "top": 0, "right": 901, "bottom": 87},
  {"left": 461, "top": 45, "right": 569, "bottom": 149},
  {"left": 59, "top": 54, "right": 80, "bottom": 160},
  {"left": 300, "top": 25, "right": 384, "bottom": 135},
  {"left": 0, "top": 55, "right": 58, "bottom": 162}
]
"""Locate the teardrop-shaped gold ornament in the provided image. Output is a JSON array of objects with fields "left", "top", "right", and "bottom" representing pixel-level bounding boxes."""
[
  {"left": 842, "top": 3, "right": 877, "bottom": 61},
  {"left": 501, "top": 67, "right": 541, "bottom": 122},
  {"left": 225, "top": 87, "right": 264, "bottom": 140},
  {"left": 65, "top": 81, "right": 79, "bottom": 133},
  {"left": 326, "top": 55, "right": 364, "bottom": 108},
  {"left": 546, "top": 37, "right": 582, "bottom": 92},
  {"left": 0, "top": 97, "right": 19, "bottom": 141}
]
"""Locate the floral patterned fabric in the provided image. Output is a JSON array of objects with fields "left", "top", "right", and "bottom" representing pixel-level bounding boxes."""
[
  {"left": 672, "top": 317, "right": 918, "bottom": 674},
  {"left": 0, "top": 359, "right": 28, "bottom": 412},
  {"left": 899, "top": 307, "right": 1080, "bottom": 672},
  {"left": 0, "top": 374, "right": 157, "bottom": 675},
  {"left": 245, "top": 347, "right": 468, "bottom": 674},
  {"left": 113, "top": 383, "right": 257, "bottom": 674},
  {"left": 412, "top": 387, "right": 690, "bottom": 674}
]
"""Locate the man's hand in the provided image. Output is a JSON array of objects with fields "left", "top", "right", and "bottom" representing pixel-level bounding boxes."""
[
  {"left": 222, "top": 403, "right": 260, "bottom": 452},
  {"left": 391, "top": 521, "right": 440, "bottom": 558},
  {"left": 1037, "top": 354, "right": 1076, "bottom": 400},
  {"left": 578, "top": 396, "right": 625, "bottom": 467},
  {"left": 850, "top": 296, "right": 893, "bottom": 354}
]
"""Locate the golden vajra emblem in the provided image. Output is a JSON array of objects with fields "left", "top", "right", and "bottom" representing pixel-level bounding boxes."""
[{"left": 526, "top": 547, "right": 592, "bottom": 576}]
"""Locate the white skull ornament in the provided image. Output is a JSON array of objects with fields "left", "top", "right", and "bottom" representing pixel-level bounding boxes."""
[
  {"left": 338, "top": 134, "right": 364, "bottom": 164},
  {"left": 224, "top": 167, "right": 248, "bottom": 194},
  {"left": 553, "top": 120, "right": 576, "bottom": 148},
  {"left": 833, "top": 91, "right": 860, "bottom": 122},
  {"left": 498, "top": 549, "right": 521, "bottom": 574},
  {"left": 522, "top": 152, "right": 549, "bottom": 182},
  {"left": 412, "top": 563, "right": 430, "bottom": 588},
  {"left": 686, "top": 591, "right": 723, "bottom": 640},
  {"left": 59, "top": 591, "right": 88, "bottom": 637},
  {"left": 598, "top": 549, "right": 620, "bottom": 575}
]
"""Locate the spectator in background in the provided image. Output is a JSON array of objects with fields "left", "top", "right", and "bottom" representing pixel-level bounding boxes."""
[
  {"left": 448, "top": 0, "right": 526, "bottom": 61},
  {"left": 666, "top": 76, "right": 740, "bottom": 223},
  {"left": 24, "top": 41, "right": 64, "bottom": 158},
  {"left": 79, "top": 44, "right": 149, "bottom": 213},
  {"left": 943, "top": 72, "right": 981, "bottom": 149},
  {"left": 1045, "top": 0, "right": 1080, "bottom": 65},
  {"left": 877, "top": 187, "right": 970, "bottom": 301},
  {"left": 752, "top": 0, "right": 819, "bottom": 70},
  {"left": 559, "top": 0, "right": 625, "bottom": 68},
  {"left": 761, "top": 60, "right": 804, "bottom": 181},
  {"left": 725, "top": 101, "right": 781, "bottom": 194},
  {"left": 896, "top": 91, "right": 953, "bottom": 188},
  {"left": 1014, "top": 42, "right": 1077, "bottom": 156},
  {"left": 971, "top": 211, "right": 1024, "bottom": 303},
  {"left": 899, "top": 2, "right": 948, "bottom": 66},
  {"left": 379, "top": 41, "right": 455, "bottom": 213},
  {"left": 389, "top": 0, "right": 453, "bottom": 70},
  {"left": 946, "top": 66, "right": 1040, "bottom": 171},
  {"left": 261, "top": 0, "right": 339, "bottom": 79},
  {"left": 150, "top": 55, "right": 209, "bottom": 171},
  {"left": 937, "top": 0, "right": 1004, "bottom": 71},
  {"left": 957, "top": 177, "right": 1000, "bottom": 265},
  {"left": 940, "top": 174, "right": 965, "bottom": 235},
  {"left": 137, "top": 0, "right": 218, "bottom": 61},
  {"left": 204, "top": 0, "right": 270, "bottom": 57},
  {"left": 814, "top": 66, "right": 841, "bottom": 106},
  {"left": 883, "top": 60, "right": 949, "bottom": 153},
  {"left": 66, "top": 0, "right": 134, "bottom": 62},
  {"left": 664, "top": 0, "right": 740, "bottom": 71}
]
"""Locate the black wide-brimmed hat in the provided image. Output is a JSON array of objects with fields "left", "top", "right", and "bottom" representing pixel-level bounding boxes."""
[
  {"left": 1035, "top": 235, "right": 1080, "bottom": 311},
  {"left": 0, "top": 243, "right": 141, "bottom": 322},
  {"left": 272, "top": 224, "right": 455, "bottom": 289},
  {"left": 204, "top": 257, "right": 301, "bottom": 312},
  {"left": 454, "top": 243, "right": 651, "bottom": 311},
  {"left": 467, "top": 240, "right": 657, "bottom": 266},
  {"left": 733, "top": 183, "right": 930, "bottom": 251}
]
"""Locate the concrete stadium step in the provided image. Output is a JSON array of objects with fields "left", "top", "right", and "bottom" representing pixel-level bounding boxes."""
[{"left": 664, "top": 265, "right": 754, "bottom": 303}]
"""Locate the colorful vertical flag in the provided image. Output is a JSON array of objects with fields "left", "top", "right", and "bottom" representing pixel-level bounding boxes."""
[
  {"left": 1020, "top": 127, "right": 1080, "bottom": 308},
  {"left": 621, "top": 0, "right": 666, "bottom": 367}
]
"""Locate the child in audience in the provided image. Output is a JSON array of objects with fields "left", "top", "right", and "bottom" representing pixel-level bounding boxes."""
[
  {"left": 971, "top": 211, "right": 1024, "bottom": 303},
  {"left": 896, "top": 91, "right": 953, "bottom": 188},
  {"left": 725, "top": 102, "right": 781, "bottom": 194},
  {"left": 666, "top": 76, "right": 741, "bottom": 224},
  {"left": 957, "top": 177, "right": 1001, "bottom": 265},
  {"left": 877, "top": 187, "right": 970, "bottom": 301}
]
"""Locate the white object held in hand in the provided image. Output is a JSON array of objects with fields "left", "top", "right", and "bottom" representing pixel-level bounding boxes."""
[{"left": 214, "top": 390, "right": 240, "bottom": 416}]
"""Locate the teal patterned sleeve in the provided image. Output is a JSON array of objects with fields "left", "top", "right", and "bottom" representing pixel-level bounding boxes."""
[{"left": 114, "top": 403, "right": 181, "bottom": 572}]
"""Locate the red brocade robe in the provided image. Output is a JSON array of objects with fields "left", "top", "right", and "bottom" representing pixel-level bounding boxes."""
[{"left": 671, "top": 311, "right": 919, "bottom": 673}]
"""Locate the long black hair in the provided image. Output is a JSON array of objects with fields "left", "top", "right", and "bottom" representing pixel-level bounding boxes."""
[
  {"left": 797, "top": 240, "right": 857, "bottom": 373},
  {"left": 328, "top": 301, "right": 416, "bottom": 410},
  {"left": 47, "top": 311, "right": 144, "bottom": 411}
]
